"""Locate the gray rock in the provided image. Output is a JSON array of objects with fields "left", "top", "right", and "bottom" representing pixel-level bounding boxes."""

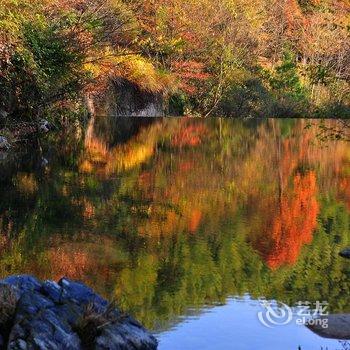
[
  {"left": 0, "top": 275, "right": 158, "bottom": 349},
  {"left": 0, "top": 136, "right": 10, "bottom": 150},
  {"left": 8, "top": 292, "right": 82, "bottom": 350},
  {"left": 339, "top": 248, "right": 350, "bottom": 259},
  {"left": 41, "top": 280, "right": 63, "bottom": 303},
  {"left": 58, "top": 278, "right": 108, "bottom": 312},
  {"left": 38, "top": 119, "right": 50, "bottom": 133},
  {"left": 3, "top": 275, "right": 42, "bottom": 294},
  {"left": 307, "top": 314, "right": 350, "bottom": 339},
  {"left": 95, "top": 319, "right": 158, "bottom": 350}
]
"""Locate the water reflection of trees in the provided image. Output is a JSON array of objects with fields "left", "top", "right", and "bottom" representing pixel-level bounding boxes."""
[
  {"left": 307, "top": 119, "right": 350, "bottom": 142},
  {"left": 254, "top": 170, "right": 319, "bottom": 269},
  {"left": 0, "top": 118, "right": 350, "bottom": 330}
]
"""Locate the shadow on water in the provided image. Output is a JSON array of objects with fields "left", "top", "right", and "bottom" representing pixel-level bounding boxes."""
[{"left": 92, "top": 116, "right": 160, "bottom": 146}]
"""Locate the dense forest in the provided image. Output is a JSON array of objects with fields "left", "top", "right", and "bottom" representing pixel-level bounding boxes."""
[{"left": 0, "top": 0, "right": 350, "bottom": 122}]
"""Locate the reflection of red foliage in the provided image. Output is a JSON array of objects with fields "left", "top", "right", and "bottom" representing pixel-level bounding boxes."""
[
  {"left": 179, "top": 161, "right": 194, "bottom": 172},
  {"left": 172, "top": 124, "right": 207, "bottom": 147},
  {"left": 258, "top": 171, "right": 319, "bottom": 269},
  {"left": 138, "top": 171, "right": 153, "bottom": 186},
  {"left": 339, "top": 177, "right": 350, "bottom": 211},
  {"left": 189, "top": 209, "right": 202, "bottom": 233}
]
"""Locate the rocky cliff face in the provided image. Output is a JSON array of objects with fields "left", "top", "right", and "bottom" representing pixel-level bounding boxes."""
[
  {"left": 0, "top": 275, "right": 158, "bottom": 349},
  {"left": 94, "top": 78, "right": 165, "bottom": 117},
  {"left": 113, "top": 79, "right": 165, "bottom": 117}
]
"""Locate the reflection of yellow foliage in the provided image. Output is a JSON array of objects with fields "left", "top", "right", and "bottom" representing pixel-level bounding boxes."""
[
  {"left": 111, "top": 144, "right": 154, "bottom": 172},
  {"left": 14, "top": 173, "right": 38, "bottom": 194},
  {"left": 114, "top": 255, "right": 157, "bottom": 312},
  {"left": 80, "top": 141, "right": 155, "bottom": 175},
  {"left": 139, "top": 209, "right": 180, "bottom": 236},
  {"left": 79, "top": 160, "right": 94, "bottom": 173},
  {"left": 0, "top": 231, "right": 27, "bottom": 278},
  {"left": 79, "top": 120, "right": 162, "bottom": 176}
]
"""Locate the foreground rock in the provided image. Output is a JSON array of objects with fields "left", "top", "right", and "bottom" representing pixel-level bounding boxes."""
[
  {"left": 307, "top": 314, "right": 350, "bottom": 340},
  {"left": 0, "top": 275, "right": 158, "bottom": 349},
  {"left": 339, "top": 248, "right": 350, "bottom": 259}
]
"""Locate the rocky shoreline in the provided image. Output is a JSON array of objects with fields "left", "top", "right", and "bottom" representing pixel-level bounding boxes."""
[
  {"left": 0, "top": 275, "right": 158, "bottom": 349},
  {"left": 307, "top": 314, "right": 350, "bottom": 340}
]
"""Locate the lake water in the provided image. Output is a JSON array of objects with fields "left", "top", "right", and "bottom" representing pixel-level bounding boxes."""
[{"left": 0, "top": 117, "right": 349, "bottom": 349}]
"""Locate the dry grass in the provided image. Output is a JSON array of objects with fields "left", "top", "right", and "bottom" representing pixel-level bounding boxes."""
[{"left": 74, "top": 302, "right": 127, "bottom": 349}]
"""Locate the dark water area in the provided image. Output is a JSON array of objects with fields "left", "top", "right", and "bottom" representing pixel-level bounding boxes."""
[{"left": 0, "top": 117, "right": 350, "bottom": 349}]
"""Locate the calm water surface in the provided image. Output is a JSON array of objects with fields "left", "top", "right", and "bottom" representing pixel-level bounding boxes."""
[{"left": 0, "top": 118, "right": 349, "bottom": 349}]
